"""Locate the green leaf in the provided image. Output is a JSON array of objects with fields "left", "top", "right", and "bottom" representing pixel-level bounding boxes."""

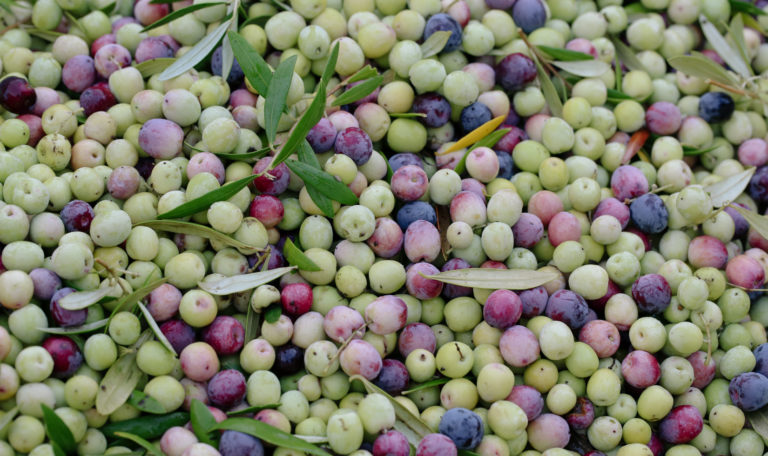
[
  {"left": 96, "top": 353, "right": 145, "bottom": 415},
  {"left": 141, "top": 2, "right": 228, "bottom": 31},
  {"left": 114, "top": 432, "right": 164, "bottom": 456},
  {"left": 729, "top": 13, "right": 753, "bottom": 77},
  {"left": 245, "top": 298, "right": 260, "bottom": 342},
  {"left": 137, "top": 302, "right": 177, "bottom": 355},
  {"left": 332, "top": 76, "right": 383, "bottom": 106},
  {"left": 58, "top": 285, "right": 118, "bottom": 311},
  {"left": 26, "top": 28, "right": 64, "bottom": 42},
  {"left": 682, "top": 144, "right": 721, "bottom": 156},
  {"left": 285, "top": 160, "right": 359, "bottom": 205},
  {"left": 213, "top": 418, "right": 333, "bottom": 456},
  {"left": 220, "top": 29, "right": 235, "bottom": 82},
  {"left": 615, "top": 52, "right": 622, "bottom": 92},
  {"left": 402, "top": 377, "right": 451, "bottom": 395},
  {"left": 265, "top": 55, "right": 297, "bottom": 144},
  {"left": 128, "top": 390, "right": 166, "bottom": 414},
  {"left": 609, "top": 35, "right": 649, "bottom": 72},
  {"left": 134, "top": 58, "right": 176, "bottom": 78},
  {"left": 197, "top": 266, "right": 297, "bottom": 295},
  {"left": 606, "top": 88, "right": 633, "bottom": 101},
  {"left": 0, "top": 0, "right": 13, "bottom": 13},
  {"left": 226, "top": 403, "right": 281, "bottom": 415},
  {"left": 283, "top": 238, "right": 322, "bottom": 271},
  {"left": 136, "top": 220, "right": 263, "bottom": 253},
  {"left": 106, "top": 278, "right": 168, "bottom": 324},
  {"left": 749, "top": 409, "right": 768, "bottom": 441},
  {"left": 699, "top": 14, "right": 752, "bottom": 79},
  {"left": 157, "top": 174, "right": 257, "bottom": 220},
  {"left": 551, "top": 59, "right": 610, "bottom": 77},
  {"left": 347, "top": 65, "right": 378, "bottom": 83},
  {"left": 731, "top": 0, "right": 767, "bottom": 14},
  {"left": 530, "top": 56, "right": 563, "bottom": 117},
  {"left": 100, "top": 412, "right": 190, "bottom": 440},
  {"left": 306, "top": 185, "right": 336, "bottom": 217},
  {"left": 213, "top": 146, "right": 271, "bottom": 161},
  {"left": 420, "top": 30, "right": 452, "bottom": 58},
  {"left": 0, "top": 407, "right": 18, "bottom": 436},
  {"left": 705, "top": 167, "right": 755, "bottom": 207},
  {"left": 727, "top": 206, "right": 768, "bottom": 241},
  {"left": 423, "top": 268, "right": 560, "bottom": 290},
  {"left": 667, "top": 53, "right": 737, "bottom": 86},
  {"left": 158, "top": 18, "right": 231, "bottom": 81},
  {"left": 99, "top": 0, "right": 116, "bottom": 13},
  {"left": 191, "top": 399, "right": 217, "bottom": 446},
  {"left": 455, "top": 128, "right": 511, "bottom": 175},
  {"left": 228, "top": 30, "right": 272, "bottom": 95},
  {"left": 390, "top": 112, "right": 427, "bottom": 118},
  {"left": 297, "top": 139, "right": 321, "bottom": 169},
  {"left": 537, "top": 45, "right": 593, "bottom": 61},
  {"left": 264, "top": 304, "right": 282, "bottom": 323},
  {"left": 41, "top": 404, "right": 77, "bottom": 454},
  {"left": 379, "top": 150, "right": 394, "bottom": 181},
  {"left": 64, "top": 11, "right": 85, "bottom": 34},
  {"left": 39, "top": 318, "right": 108, "bottom": 335}
]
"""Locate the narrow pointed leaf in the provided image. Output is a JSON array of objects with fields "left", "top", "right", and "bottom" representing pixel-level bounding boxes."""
[
  {"left": 64, "top": 11, "right": 85, "bottom": 34},
  {"left": 213, "top": 417, "right": 333, "bottom": 456},
  {"left": 307, "top": 185, "right": 336, "bottom": 217},
  {"left": 402, "top": 377, "right": 451, "bottom": 395},
  {"left": 667, "top": 53, "right": 737, "bottom": 86},
  {"left": 227, "top": 403, "right": 282, "bottom": 416},
  {"left": 141, "top": 2, "right": 227, "bottom": 31},
  {"left": 379, "top": 150, "right": 394, "bottom": 181},
  {"left": 198, "top": 266, "right": 296, "bottom": 295},
  {"left": 552, "top": 59, "right": 610, "bottom": 77},
  {"left": 350, "top": 375, "right": 432, "bottom": 440},
  {"left": 285, "top": 160, "right": 359, "bottom": 205},
  {"left": 228, "top": 31, "right": 272, "bottom": 95},
  {"left": 537, "top": 45, "right": 593, "bottom": 61},
  {"left": 41, "top": 317, "right": 110, "bottom": 334},
  {"left": 731, "top": 0, "right": 767, "bottom": 14},
  {"left": 615, "top": 53, "right": 622, "bottom": 91},
  {"left": 455, "top": 128, "right": 511, "bottom": 175},
  {"left": 245, "top": 301, "right": 260, "bottom": 343},
  {"left": 749, "top": 410, "right": 768, "bottom": 440},
  {"left": 136, "top": 220, "right": 263, "bottom": 253},
  {"left": 213, "top": 146, "right": 271, "bottom": 161},
  {"left": 699, "top": 14, "right": 752, "bottom": 79},
  {"left": 420, "top": 30, "right": 452, "bottom": 58},
  {"left": 283, "top": 238, "right": 322, "bottom": 271},
  {"left": 265, "top": 55, "right": 297, "bottom": 144},
  {"left": 347, "top": 65, "right": 378, "bottom": 83},
  {"left": 159, "top": 19, "right": 230, "bottom": 81},
  {"left": 41, "top": 404, "right": 77, "bottom": 454},
  {"left": 138, "top": 302, "right": 177, "bottom": 355},
  {"left": 191, "top": 399, "right": 217, "bottom": 445},
  {"left": 390, "top": 112, "right": 427, "bottom": 118},
  {"left": 0, "top": 407, "right": 18, "bottom": 435},
  {"left": 705, "top": 168, "right": 755, "bottom": 207},
  {"left": 129, "top": 390, "right": 166, "bottom": 414},
  {"left": 114, "top": 432, "right": 164, "bottom": 456},
  {"left": 297, "top": 140, "right": 321, "bottom": 168},
  {"left": 683, "top": 144, "right": 720, "bottom": 156},
  {"left": 96, "top": 353, "right": 144, "bottom": 415},
  {"left": 731, "top": 205, "right": 768, "bottom": 240},
  {"left": 134, "top": 57, "right": 176, "bottom": 78},
  {"left": 534, "top": 57, "right": 563, "bottom": 116},
  {"left": 58, "top": 286, "right": 117, "bottom": 310},
  {"left": 332, "top": 76, "right": 383, "bottom": 106},
  {"left": 107, "top": 278, "right": 167, "bottom": 322},
  {"left": 221, "top": 30, "right": 235, "bottom": 82},
  {"left": 27, "top": 29, "right": 64, "bottom": 42},
  {"left": 729, "top": 13, "right": 752, "bottom": 76},
  {"left": 437, "top": 115, "right": 506, "bottom": 155},
  {"left": 606, "top": 88, "right": 633, "bottom": 101},
  {"left": 609, "top": 35, "right": 649, "bottom": 72},
  {"left": 100, "top": 412, "right": 190, "bottom": 440},
  {"left": 423, "top": 268, "right": 559, "bottom": 290},
  {"left": 264, "top": 304, "right": 282, "bottom": 323},
  {"left": 157, "top": 174, "right": 257, "bottom": 219}
]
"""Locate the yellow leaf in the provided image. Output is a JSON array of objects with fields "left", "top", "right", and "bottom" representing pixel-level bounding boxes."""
[{"left": 436, "top": 115, "right": 506, "bottom": 156}]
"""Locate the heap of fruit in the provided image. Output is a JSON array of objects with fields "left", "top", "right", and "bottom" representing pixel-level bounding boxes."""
[{"left": 3, "top": 0, "right": 768, "bottom": 455}]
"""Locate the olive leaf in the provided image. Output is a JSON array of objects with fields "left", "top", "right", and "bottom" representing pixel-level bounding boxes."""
[
  {"left": 537, "top": 45, "right": 593, "bottom": 61},
  {"left": 228, "top": 30, "right": 272, "bottom": 95},
  {"left": 683, "top": 144, "right": 721, "bottom": 156},
  {"left": 39, "top": 318, "right": 108, "bottom": 334},
  {"left": 731, "top": 205, "right": 768, "bottom": 239},
  {"left": 265, "top": 55, "right": 298, "bottom": 144},
  {"left": 401, "top": 377, "right": 451, "bottom": 395},
  {"left": 136, "top": 220, "right": 262, "bottom": 253},
  {"left": 667, "top": 53, "right": 737, "bottom": 86},
  {"left": 454, "top": 128, "right": 511, "bottom": 175},
  {"left": 609, "top": 35, "right": 649, "bottom": 72},
  {"left": 213, "top": 146, "right": 271, "bottom": 161},
  {"left": 226, "top": 403, "right": 282, "bottom": 416},
  {"left": 264, "top": 304, "right": 282, "bottom": 323},
  {"left": 157, "top": 174, "right": 257, "bottom": 220},
  {"left": 63, "top": 11, "right": 85, "bottom": 34},
  {"left": 705, "top": 168, "right": 755, "bottom": 207},
  {"left": 100, "top": 412, "right": 190, "bottom": 440},
  {"left": 729, "top": 13, "right": 752, "bottom": 76},
  {"left": 114, "top": 432, "right": 164, "bottom": 456},
  {"left": 0, "top": 407, "right": 18, "bottom": 435},
  {"left": 533, "top": 56, "right": 563, "bottom": 116},
  {"left": 58, "top": 285, "right": 118, "bottom": 311},
  {"left": 106, "top": 278, "right": 168, "bottom": 325},
  {"left": 128, "top": 390, "right": 166, "bottom": 414},
  {"left": 749, "top": 410, "right": 768, "bottom": 440},
  {"left": 41, "top": 404, "right": 77, "bottom": 455},
  {"left": 26, "top": 29, "right": 64, "bottom": 42},
  {"left": 551, "top": 59, "right": 610, "bottom": 77},
  {"left": 283, "top": 238, "right": 322, "bottom": 271},
  {"left": 297, "top": 139, "right": 321, "bottom": 169},
  {"left": 285, "top": 160, "right": 359, "bottom": 205},
  {"left": 295, "top": 141, "right": 337, "bottom": 216},
  {"left": 332, "top": 76, "right": 384, "bottom": 106},
  {"left": 137, "top": 302, "right": 177, "bottom": 355},
  {"left": 213, "top": 417, "right": 333, "bottom": 456},
  {"left": 347, "top": 65, "right": 378, "bottom": 83},
  {"left": 96, "top": 353, "right": 145, "bottom": 415},
  {"left": 437, "top": 115, "right": 506, "bottom": 155},
  {"left": 422, "top": 268, "right": 560, "bottom": 290},
  {"left": 158, "top": 18, "right": 231, "bottom": 81},
  {"left": 198, "top": 266, "right": 296, "bottom": 295},
  {"left": 420, "top": 30, "right": 452, "bottom": 58},
  {"left": 731, "top": 0, "right": 767, "bottom": 15},
  {"left": 390, "top": 112, "right": 427, "bottom": 118},
  {"left": 606, "top": 88, "right": 632, "bottom": 101},
  {"left": 191, "top": 399, "right": 217, "bottom": 446},
  {"left": 134, "top": 58, "right": 176, "bottom": 78},
  {"left": 699, "top": 14, "right": 752, "bottom": 79},
  {"left": 141, "top": 2, "right": 228, "bottom": 32}
]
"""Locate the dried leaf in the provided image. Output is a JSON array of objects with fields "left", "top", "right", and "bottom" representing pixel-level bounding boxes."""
[
  {"left": 551, "top": 59, "right": 610, "bottom": 77},
  {"left": 136, "top": 220, "right": 262, "bottom": 253},
  {"left": 609, "top": 35, "right": 649, "bottom": 72},
  {"left": 114, "top": 432, "right": 164, "bottom": 456},
  {"left": 158, "top": 19, "right": 231, "bottom": 81},
  {"left": 213, "top": 418, "right": 332, "bottom": 456},
  {"left": 198, "top": 267, "right": 296, "bottom": 295},
  {"left": 705, "top": 167, "right": 755, "bottom": 207},
  {"left": 134, "top": 58, "right": 176, "bottom": 78},
  {"left": 699, "top": 14, "right": 752, "bottom": 79},
  {"left": 422, "top": 268, "right": 560, "bottom": 290},
  {"left": 420, "top": 30, "right": 452, "bottom": 58},
  {"left": 283, "top": 238, "right": 322, "bottom": 271},
  {"left": 96, "top": 353, "right": 145, "bottom": 415},
  {"left": 138, "top": 302, "right": 177, "bottom": 355},
  {"left": 58, "top": 286, "right": 117, "bottom": 311},
  {"left": 437, "top": 115, "right": 506, "bottom": 155}
]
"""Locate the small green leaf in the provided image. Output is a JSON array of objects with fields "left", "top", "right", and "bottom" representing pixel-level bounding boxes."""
[
  {"left": 615, "top": 52, "right": 622, "bottom": 92},
  {"left": 137, "top": 220, "right": 263, "bottom": 253},
  {"left": 114, "top": 432, "right": 164, "bottom": 456},
  {"left": 191, "top": 399, "right": 217, "bottom": 446},
  {"left": 402, "top": 377, "right": 451, "bottom": 395},
  {"left": 100, "top": 412, "right": 190, "bottom": 440},
  {"left": 283, "top": 238, "right": 322, "bottom": 271},
  {"left": 731, "top": 0, "right": 766, "bottom": 16},
  {"left": 106, "top": 278, "right": 168, "bottom": 325},
  {"left": 285, "top": 160, "right": 359, "bottom": 205},
  {"left": 39, "top": 318, "right": 109, "bottom": 335},
  {"left": 26, "top": 28, "right": 64, "bottom": 42},
  {"left": 245, "top": 299, "right": 260, "bottom": 342},
  {"left": 606, "top": 88, "right": 633, "bottom": 101},
  {"left": 137, "top": 302, "right": 177, "bottom": 355},
  {"left": 420, "top": 30, "right": 452, "bottom": 58},
  {"left": 220, "top": 30, "right": 235, "bottom": 82},
  {"left": 41, "top": 404, "right": 77, "bottom": 454},
  {"left": 228, "top": 30, "right": 272, "bottom": 95},
  {"left": 213, "top": 417, "right": 333, "bottom": 456},
  {"left": 265, "top": 55, "right": 297, "bottom": 144},
  {"left": 455, "top": 128, "right": 511, "bottom": 175},
  {"left": 551, "top": 59, "right": 610, "bottom": 77},
  {"left": 213, "top": 146, "right": 271, "bottom": 161},
  {"left": 264, "top": 304, "right": 282, "bottom": 323},
  {"left": 134, "top": 58, "right": 176, "bottom": 78},
  {"left": 379, "top": 150, "right": 394, "bottom": 181},
  {"left": 609, "top": 35, "right": 649, "bottom": 73},
  {"left": 423, "top": 268, "right": 560, "bottom": 290},
  {"left": 158, "top": 18, "right": 231, "bottom": 81},
  {"left": 704, "top": 167, "right": 755, "bottom": 207},
  {"left": 297, "top": 139, "right": 321, "bottom": 169},
  {"left": 667, "top": 53, "right": 738, "bottom": 86},
  {"left": 226, "top": 403, "right": 281, "bottom": 416},
  {"left": 58, "top": 285, "right": 118, "bottom": 311},
  {"left": 699, "top": 14, "right": 752, "bottom": 79},
  {"left": 537, "top": 45, "right": 593, "bottom": 61},
  {"left": 157, "top": 174, "right": 257, "bottom": 220},
  {"left": 128, "top": 390, "right": 166, "bottom": 414},
  {"left": 0, "top": 407, "right": 18, "bottom": 436},
  {"left": 682, "top": 144, "right": 721, "bottom": 156},
  {"left": 729, "top": 13, "right": 753, "bottom": 76},
  {"left": 332, "top": 76, "right": 383, "bottom": 106},
  {"left": 306, "top": 185, "right": 336, "bottom": 217},
  {"left": 390, "top": 112, "right": 427, "bottom": 118},
  {"left": 749, "top": 409, "right": 768, "bottom": 441},
  {"left": 96, "top": 353, "right": 145, "bottom": 415},
  {"left": 142, "top": 2, "right": 228, "bottom": 31},
  {"left": 0, "top": 0, "right": 13, "bottom": 12},
  {"left": 64, "top": 11, "right": 85, "bottom": 34},
  {"left": 198, "top": 266, "right": 297, "bottom": 295},
  {"left": 533, "top": 58, "right": 563, "bottom": 117},
  {"left": 347, "top": 65, "right": 378, "bottom": 83}
]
